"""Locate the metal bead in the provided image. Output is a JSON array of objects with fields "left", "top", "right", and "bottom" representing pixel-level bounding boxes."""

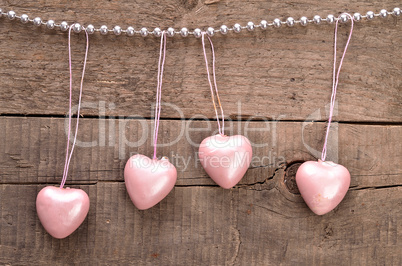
[
  {"left": 86, "top": 24, "right": 95, "bottom": 34},
  {"left": 379, "top": 9, "right": 388, "bottom": 18},
  {"left": 246, "top": 21, "right": 255, "bottom": 31},
  {"left": 393, "top": 7, "right": 401, "bottom": 16},
  {"left": 273, "top": 18, "right": 281, "bottom": 28},
  {"left": 193, "top": 28, "right": 202, "bottom": 38},
  {"left": 0, "top": 8, "right": 3, "bottom": 17},
  {"left": 326, "top": 14, "right": 335, "bottom": 24},
  {"left": 153, "top": 27, "right": 162, "bottom": 37},
  {"left": 100, "top": 25, "right": 108, "bottom": 35},
  {"left": 340, "top": 14, "right": 349, "bottom": 23},
  {"left": 113, "top": 25, "right": 121, "bottom": 35},
  {"left": 286, "top": 17, "right": 295, "bottom": 27},
  {"left": 220, "top": 25, "right": 228, "bottom": 34},
  {"left": 167, "top": 27, "right": 175, "bottom": 37},
  {"left": 126, "top": 26, "right": 134, "bottom": 36},
  {"left": 260, "top": 20, "right": 268, "bottom": 30},
  {"left": 60, "top": 21, "right": 69, "bottom": 32},
  {"left": 206, "top": 27, "right": 215, "bottom": 36},
  {"left": 313, "top": 15, "right": 321, "bottom": 24},
  {"left": 73, "top": 23, "right": 82, "bottom": 33},
  {"left": 7, "top": 11, "right": 16, "bottom": 20},
  {"left": 233, "top": 23, "right": 242, "bottom": 33},
  {"left": 366, "top": 11, "right": 375, "bottom": 20},
  {"left": 33, "top": 17, "right": 42, "bottom": 26},
  {"left": 20, "top": 14, "right": 29, "bottom": 24},
  {"left": 180, "top": 27, "right": 188, "bottom": 37},
  {"left": 353, "top": 13, "right": 362, "bottom": 22},
  {"left": 46, "top": 20, "right": 55, "bottom": 29},
  {"left": 300, "top": 16, "right": 308, "bottom": 26},
  {"left": 140, "top": 27, "right": 148, "bottom": 37}
]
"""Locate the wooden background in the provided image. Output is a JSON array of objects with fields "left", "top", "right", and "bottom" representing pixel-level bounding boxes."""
[{"left": 0, "top": 0, "right": 401, "bottom": 265}]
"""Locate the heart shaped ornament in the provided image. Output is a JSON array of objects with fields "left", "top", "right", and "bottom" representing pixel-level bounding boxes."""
[
  {"left": 198, "top": 134, "right": 253, "bottom": 189},
  {"left": 124, "top": 154, "right": 177, "bottom": 210},
  {"left": 36, "top": 186, "right": 90, "bottom": 239},
  {"left": 296, "top": 160, "right": 351, "bottom": 215}
]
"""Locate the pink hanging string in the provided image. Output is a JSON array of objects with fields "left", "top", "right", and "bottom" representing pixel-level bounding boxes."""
[
  {"left": 60, "top": 25, "right": 90, "bottom": 188},
  {"left": 201, "top": 32, "right": 225, "bottom": 136},
  {"left": 153, "top": 31, "right": 167, "bottom": 160},
  {"left": 321, "top": 13, "right": 354, "bottom": 162}
]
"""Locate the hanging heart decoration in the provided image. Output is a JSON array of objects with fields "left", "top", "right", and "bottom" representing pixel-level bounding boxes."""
[
  {"left": 199, "top": 134, "right": 252, "bottom": 189},
  {"left": 296, "top": 160, "right": 350, "bottom": 215},
  {"left": 124, "top": 155, "right": 177, "bottom": 210},
  {"left": 36, "top": 25, "right": 90, "bottom": 238},
  {"left": 124, "top": 31, "right": 177, "bottom": 210},
  {"left": 296, "top": 13, "right": 354, "bottom": 215},
  {"left": 198, "top": 33, "right": 252, "bottom": 189},
  {"left": 36, "top": 186, "right": 90, "bottom": 239}
]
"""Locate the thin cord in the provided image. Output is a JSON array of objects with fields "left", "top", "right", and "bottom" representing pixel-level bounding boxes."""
[
  {"left": 153, "top": 31, "right": 167, "bottom": 160},
  {"left": 321, "top": 13, "right": 354, "bottom": 162},
  {"left": 202, "top": 32, "right": 225, "bottom": 136},
  {"left": 60, "top": 25, "right": 90, "bottom": 188}
]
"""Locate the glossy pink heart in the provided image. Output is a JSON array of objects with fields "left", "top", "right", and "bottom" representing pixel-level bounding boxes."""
[
  {"left": 124, "top": 154, "right": 177, "bottom": 210},
  {"left": 198, "top": 134, "right": 253, "bottom": 189},
  {"left": 296, "top": 160, "right": 351, "bottom": 215},
  {"left": 36, "top": 186, "right": 90, "bottom": 239}
]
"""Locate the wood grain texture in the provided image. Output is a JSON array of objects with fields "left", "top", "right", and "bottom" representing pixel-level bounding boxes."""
[
  {"left": 0, "top": 117, "right": 401, "bottom": 189},
  {"left": 0, "top": 0, "right": 401, "bottom": 121},
  {"left": 0, "top": 182, "right": 401, "bottom": 265},
  {"left": 0, "top": 0, "right": 401, "bottom": 265}
]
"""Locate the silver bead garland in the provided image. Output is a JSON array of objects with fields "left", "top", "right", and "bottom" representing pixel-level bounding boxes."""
[
  {"left": 260, "top": 20, "right": 268, "bottom": 30},
  {"left": 0, "top": 7, "right": 399, "bottom": 38},
  {"left": 167, "top": 27, "right": 175, "bottom": 37},
  {"left": 60, "top": 21, "right": 69, "bottom": 32},
  {"left": 326, "top": 14, "right": 335, "bottom": 24},
  {"left": 233, "top": 23, "right": 242, "bottom": 33},
  {"left": 180, "top": 27, "right": 188, "bottom": 37},
  {"left": 20, "top": 14, "right": 29, "bottom": 24},
  {"left": 154, "top": 27, "right": 162, "bottom": 37},
  {"left": 126, "top": 26, "right": 134, "bottom": 36},
  {"left": 300, "top": 16, "right": 309, "bottom": 26}
]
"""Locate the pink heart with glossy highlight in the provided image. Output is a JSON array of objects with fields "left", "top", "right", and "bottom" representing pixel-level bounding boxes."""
[
  {"left": 36, "top": 186, "right": 90, "bottom": 239},
  {"left": 198, "top": 134, "right": 253, "bottom": 189},
  {"left": 296, "top": 160, "right": 351, "bottom": 215},
  {"left": 124, "top": 154, "right": 177, "bottom": 210}
]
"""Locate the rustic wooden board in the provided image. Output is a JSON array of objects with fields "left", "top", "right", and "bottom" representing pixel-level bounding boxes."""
[
  {"left": 0, "top": 0, "right": 401, "bottom": 121},
  {"left": 0, "top": 117, "right": 401, "bottom": 189},
  {"left": 0, "top": 0, "right": 401, "bottom": 265},
  {"left": 0, "top": 182, "right": 401, "bottom": 265}
]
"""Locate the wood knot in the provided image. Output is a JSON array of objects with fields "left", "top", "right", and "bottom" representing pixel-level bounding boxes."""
[
  {"left": 284, "top": 162, "right": 303, "bottom": 194},
  {"left": 324, "top": 224, "right": 334, "bottom": 239}
]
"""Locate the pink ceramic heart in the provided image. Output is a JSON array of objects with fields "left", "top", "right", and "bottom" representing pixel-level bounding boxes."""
[
  {"left": 296, "top": 160, "right": 351, "bottom": 215},
  {"left": 124, "top": 154, "right": 177, "bottom": 210},
  {"left": 198, "top": 134, "right": 253, "bottom": 189},
  {"left": 36, "top": 186, "right": 90, "bottom": 239}
]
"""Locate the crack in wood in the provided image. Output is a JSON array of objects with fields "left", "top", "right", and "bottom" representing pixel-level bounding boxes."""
[
  {"left": 253, "top": 203, "right": 296, "bottom": 219},
  {"left": 1, "top": 114, "right": 401, "bottom": 125},
  {"left": 239, "top": 166, "right": 285, "bottom": 191},
  {"left": 349, "top": 184, "right": 402, "bottom": 191},
  {"left": 230, "top": 226, "right": 242, "bottom": 266},
  {"left": 1, "top": 181, "right": 401, "bottom": 192}
]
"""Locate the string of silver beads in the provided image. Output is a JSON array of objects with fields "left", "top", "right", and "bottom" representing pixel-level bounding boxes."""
[{"left": 0, "top": 7, "right": 400, "bottom": 38}]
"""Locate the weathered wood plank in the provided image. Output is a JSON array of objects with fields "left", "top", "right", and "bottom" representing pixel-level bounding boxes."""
[
  {"left": 0, "top": 181, "right": 400, "bottom": 265},
  {"left": 0, "top": 1, "right": 400, "bottom": 121},
  {"left": 0, "top": 117, "right": 401, "bottom": 188},
  {"left": 0, "top": 0, "right": 401, "bottom": 265}
]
